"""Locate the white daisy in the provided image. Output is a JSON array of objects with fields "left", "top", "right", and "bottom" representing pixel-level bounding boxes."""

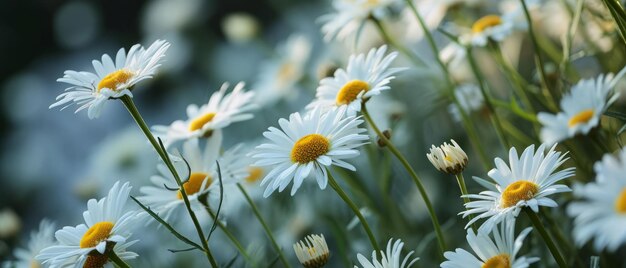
[
  {"left": 152, "top": 82, "right": 256, "bottom": 147},
  {"left": 36, "top": 181, "right": 141, "bottom": 267},
  {"left": 355, "top": 238, "right": 419, "bottom": 268},
  {"left": 253, "top": 34, "right": 312, "bottom": 107},
  {"left": 459, "top": 13, "right": 518, "bottom": 47},
  {"left": 319, "top": 0, "right": 401, "bottom": 42},
  {"left": 426, "top": 139, "right": 468, "bottom": 175},
  {"left": 4, "top": 219, "right": 55, "bottom": 268},
  {"left": 138, "top": 135, "right": 250, "bottom": 221},
  {"left": 50, "top": 40, "right": 170, "bottom": 119},
  {"left": 251, "top": 107, "right": 369, "bottom": 197},
  {"left": 448, "top": 83, "right": 484, "bottom": 122},
  {"left": 537, "top": 68, "right": 625, "bottom": 145},
  {"left": 293, "top": 234, "right": 330, "bottom": 268},
  {"left": 307, "top": 45, "right": 405, "bottom": 116},
  {"left": 441, "top": 218, "right": 539, "bottom": 268},
  {"left": 462, "top": 144, "right": 574, "bottom": 233},
  {"left": 567, "top": 147, "right": 626, "bottom": 251}
]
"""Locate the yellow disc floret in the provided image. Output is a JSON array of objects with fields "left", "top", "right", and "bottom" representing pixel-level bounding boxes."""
[
  {"left": 80, "top": 222, "right": 114, "bottom": 248},
  {"left": 246, "top": 167, "right": 264, "bottom": 184},
  {"left": 178, "top": 172, "right": 212, "bottom": 199},
  {"left": 291, "top": 134, "right": 331, "bottom": 164},
  {"left": 336, "top": 80, "right": 369, "bottom": 105},
  {"left": 97, "top": 70, "right": 133, "bottom": 92},
  {"left": 500, "top": 180, "right": 540, "bottom": 208},
  {"left": 615, "top": 188, "right": 626, "bottom": 213},
  {"left": 568, "top": 109, "right": 594, "bottom": 128},
  {"left": 189, "top": 112, "right": 217, "bottom": 131},
  {"left": 472, "top": 15, "right": 502, "bottom": 33},
  {"left": 482, "top": 254, "right": 510, "bottom": 268}
]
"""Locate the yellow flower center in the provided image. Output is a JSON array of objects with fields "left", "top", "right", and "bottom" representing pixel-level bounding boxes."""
[
  {"left": 80, "top": 221, "right": 114, "bottom": 248},
  {"left": 189, "top": 113, "right": 217, "bottom": 132},
  {"left": 291, "top": 134, "right": 331, "bottom": 164},
  {"left": 336, "top": 79, "right": 369, "bottom": 105},
  {"left": 277, "top": 62, "right": 296, "bottom": 87},
  {"left": 567, "top": 109, "right": 594, "bottom": 127},
  {"left": 615, "top": 188, "right": 626, "bottom": 213},
  {"left": 83, "top": 252, "right": 109, "bottom": 268},
  {"left": 246, "top": 167, "right": 264, "bottom": 184},
  {"left": 178, "top": 172, "right": 212, "bottom": 199},
  {"left": 500, "top": 180, "right": 539, "bottom": 208},
  {"left": 30, "top": 261, "right": 40, "bottom": 268},
  {"left": 97, "top": 70, "right": 133, "bottom": 92},
  {"left": 482, "top": 254, "right": 510, "bottom": 268},
  {"left": 472, "top": 15, "right": 503, "bottom": 33},
  {"left": 444, "top": 155, "right": 453, "bottom": 161}
]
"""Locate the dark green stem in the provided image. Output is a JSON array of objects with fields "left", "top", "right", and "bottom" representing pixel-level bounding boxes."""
[
  {"left": 119, "top": 96, "right": 218, "bottom": 267},
  {"left": 106, "top": 249, "right": 131, "bottom": 268},
  {"left": 370, "top": 17, "right": 425, "bottom": 66},
  {"left": 524, "top": 208, "right": 567, "bottom": 268},
  {"left": 237, "top": 183, "right": 291, "bottom": 268}
]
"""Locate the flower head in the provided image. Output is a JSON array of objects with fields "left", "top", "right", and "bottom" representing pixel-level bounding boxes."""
[
  {"left": 139, "top": 136, "right": 250, "bottom": 221},
  {"left": 448, "top": 83, "right": 484, "bottom": 122},
  {"left": 152, "top": 82, "right": 256, "bottom": 147},
  {"left": 293, "top": 234, "right": 330, "bottom": 268},
  {"left": 251, "top": 107, "right": 369, "bottom": 197},
  {"left": 51, "top": 40, "right": 170, "bottom": 119},
  {"left": 568, "top": 147, "right": 626, "bottom": 251},
  {"left": 441, "top": 218, "right": 539, "bottom": 268},
  {"left": 462, "top": 144, "right": 574, "bottom": 233},
  {"left": 538, "top": 68, "right": 625, "bottom": 145},
  {"left": 4, "top": 219, "right": 56, "bottom": 268},
  {"left": 355, "top": 238, "right": 419, "bottom": 268},
  {"left": 319, "top": 0, "right": 401, "bottom": 41},
  {"left": 458, "top": 13, "right": 519, "bottom": 47},
  {"left": 307, "top": 45, "right": 405, "bottom": 116},
  {"left": 36, "top": 181, "right": 140, "bottom": 267},
  {"left": 427, "top": 139, "right": 468, "bottom": 175}
]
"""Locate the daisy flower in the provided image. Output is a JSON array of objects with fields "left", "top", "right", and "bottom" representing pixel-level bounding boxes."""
[
  {"left": 319, "top": 0, "right": 401, "bottom": 42},
  {"left": 152, "top": 82, "right": 256, "bottom": 147},
  {"left": 293, "top": 234, "right": 330, "bottom": 268},
  {"left": 3, "top": 219, "right": 55, "bottom": 268},
  {"left": 355, "top": 238, "right": 419, "bottom": 268},
  {"left": 251, "top": 107, "right": 369, "bottom": 197},
  {"left": 441, "top": 218, "right": 539, "bottom": 268},
  {"left": 537, "top": 68, "right": 625, "bottom": 145},
  {"left": 138, "top": 135, "right": 250, "bottom": 221},
  {"left": 307, "top": 45, "right": 405, "bottom": 116},
  {"left": 459, "top": 13, "right": 518, "bottom": 47},
  {"left": 253, "top": 34, "right": 312, "bottom": 106},
  {"left": 567, "top": 147, "right": 626, "bottom": 251},
  {"left": 51, "top": 40, "right": 170, "bottom": 119},
  {"left": 36, "top": 181, "right": 140, "bottom": 267},
  {"left": 462, "top": 144, "right": 574, "bottom": 233},
  {"left": 426, "top": 139, "right": 468, "bottom": 175},
  {"left": 448, "top": 83, "right": 484, "bottom": 122}
]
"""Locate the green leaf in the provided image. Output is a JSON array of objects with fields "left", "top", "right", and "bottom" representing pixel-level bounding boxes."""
[{"left": 604, "top": 110, "right": 626, "bottom": 121}]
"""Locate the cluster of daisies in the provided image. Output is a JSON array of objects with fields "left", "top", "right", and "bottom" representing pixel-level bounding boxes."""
[{"left": 5, "top": 0, "right": 626, "bottom": 266}]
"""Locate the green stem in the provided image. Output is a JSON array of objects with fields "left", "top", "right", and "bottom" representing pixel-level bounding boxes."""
[
  {"left": 601, "top": 0, "right": 626, "bottom": 46},
  {"left": 327, "top": 169, "right": 381, "bottom": 254},
  {"left": 236, "top": 183, "right": 291, "bottom": 268},
  {"left": 455, "top": 173, "right": 476, "bottom": 231},
  {"left": 204, "top": 206, "right": 253, "bottom": 263},
  {"left": 465, "top": 48, "right": 511, "bottom": 149},
  {"left": 405, "top": 0, "right": 490, "bottom": 169},
  {"left": 119, "top": 96, "right": 218, "bottom": 267},
  {"left": 362, "top": 104, "right": 446, "bottom": 258},
  {"left": 524, "top": 208, "right": 567, "bottom": 268},
  {"left": 106, "top": 249, "right": 131, "bottom": 268},
  {"left": 370, "top": 17, "right": 426, "bottom": 66}
]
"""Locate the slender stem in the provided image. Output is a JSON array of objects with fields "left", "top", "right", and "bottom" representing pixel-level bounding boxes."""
[
  {"left": 405, "top": 0, "right": 490, "bottom": 169},
  {"left": 204, "top": 205, "right": 253, "bottom": 263},
  {"left": 362, "top": 104, "right": 446, "bottom": 258},
  {"left": 524, "top": 208, "right": 567, "bottom": 268},
  {"left": 370, "top": 17, "right": 426, "bottom": 66},
  {"left": 106, "top": 249, "right": 131, "bottom": 268},
  {"left": 455, "top": 173, "right": 476, "bottom": 231},
  {"left": 236, "top": 183, "right": 291, "bottom": 268},
  {"left": 119, "top": 96, "right": 218, "bottom": 267},
  {"left": 465, "top": 48, "right": 511, "bottom": 149}
]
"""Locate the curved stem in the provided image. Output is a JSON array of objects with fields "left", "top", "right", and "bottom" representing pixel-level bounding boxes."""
[
  {"left": 119, "top": 96, "right": 218, "bottom": 267},
  {"left": 370, "top": 17, "right": 425, "bottom": 66},
  {"left": 362, "top": 104, "right": 446, "bottom": 258},
  {"left": 204, "top": 205, "right": 253, "bottom": 263},
  {"left": 524, "top": 208, "right": 567, "bottom": 268},
  {"left": 237, "top": 183, "right": 291, "bottom": 268},
  {"left": 455, "top": 173, "right": 476, "bottom": 231},
  {"left": 106, "top": 249, "right": 131, "bottom": 268},
  {"left": 327, "top": 169, "right": 381, "bottom": 255}
]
